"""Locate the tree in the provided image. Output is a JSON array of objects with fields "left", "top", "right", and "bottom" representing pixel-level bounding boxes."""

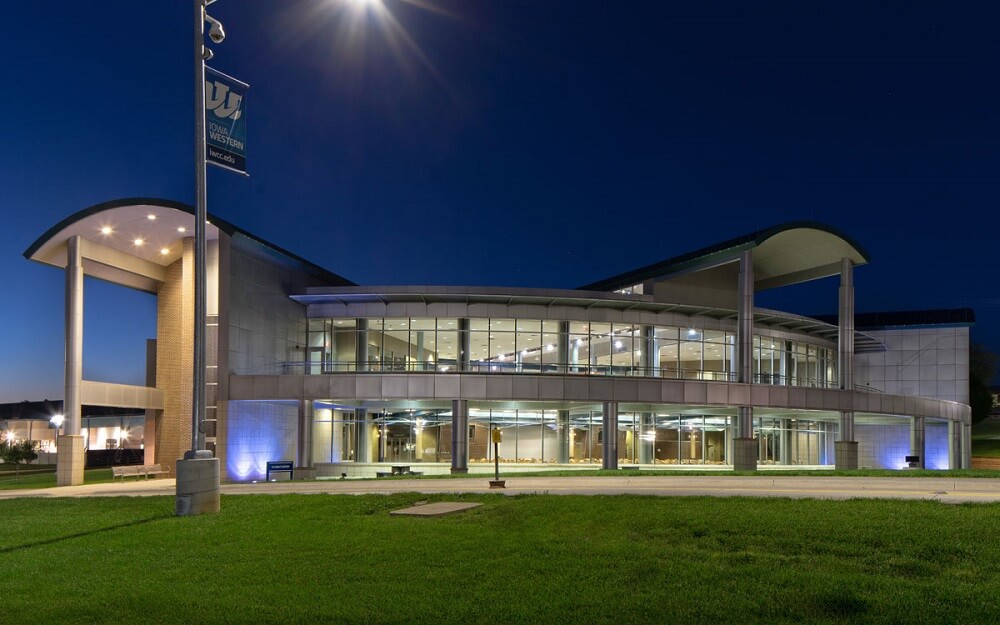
[
  {"left": 0, "top": 440, "right": 38, "bottom": 475},
  {"left": 970, "top": 343, "right": 998, "bottom": 424}
]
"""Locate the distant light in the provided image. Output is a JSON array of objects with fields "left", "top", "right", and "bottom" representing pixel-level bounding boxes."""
[
  {"left": 50, "top": 414, "right": 65, "bottom": 428},
  {"left": 498, "top": 354, "right": 505, "bottom": 361},
  {"left": 120, "top": 429, "right": 129, "bottom": 440},
  {"left": 160, "top": 248, "right": 170, "bottom": 255},
  {"left": 575, "top": 338, "right": 583, "bottom": 346},
  {"left": 5, "top": 431, "right": 13, "bottom": 442},
  {"left": 545, "top": 344, "right": 554, "bottom": 352},
  {"left": 147, "top": 214, "right": 156, "bottom": 220},
  {"left": 100, "top": 226, "right": 113, "bottom": 235},
  {"left": 177, "top": 226, "right": 187, "bottom": 233},
  {"left": 635, "top": 350, "right": 641, "bottom": 356},
  {"left": 133, "top": 238, "right": 144, "bottom": 246},
  {"left": 688, "top": 329, "right": 697, "bottom": 337},
  {"left": 614, "top": 340, "right": 623, "bottom": 349},
  {"left": 521, "top": 349, "right": 529, "bottom": 357}
]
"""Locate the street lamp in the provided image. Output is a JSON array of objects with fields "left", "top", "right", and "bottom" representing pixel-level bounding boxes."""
[
  {"left": 190, "top": 0, "right": 222, "bottom": 459},
  {"left": 50, "top": 414, "right": 64, "bottom": 452},
  {"left": 175, "top": 0, "right": 225, "bottom": 516}
]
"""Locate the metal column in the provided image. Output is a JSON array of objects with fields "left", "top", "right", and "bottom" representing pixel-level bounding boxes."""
[
  {"left": 458, "top": 318, "right": 471, "bottom": 371},
  {"left": 557, "top": 321, "right": 569, "bottom": 374},
  {"left": 356, "top": 319, "right": 369, "bottom": 371},
  {"left": 451, "top": 399, "right": 468, "bottom": 474},
  {"left": 296, "top": 400, "right": 314, "bottom": 470},
  {"left": 557, "top": 409, "right": 570, "bottom": 464},
  {"left": 602, "top": 401, "right": 618, "bottom": 470},
  {"left": 909, "top": 416, "right": 925, "bottom": 469},
  {"left": 355, "top": 408, "right": 369, "bottom": 463},
  {"left": 836, "top": 257, "right": 859, "bottom": 470},
  {"left": 638, "top": 412, "right": 653, "bottom": 464},
  {"left": 733, "top": 250, "right": 757, "bottom": 470}
]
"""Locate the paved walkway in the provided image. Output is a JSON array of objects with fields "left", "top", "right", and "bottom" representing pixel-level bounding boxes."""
[{"left": 4, "top": 475, "right": 1000, "bottom": 504}]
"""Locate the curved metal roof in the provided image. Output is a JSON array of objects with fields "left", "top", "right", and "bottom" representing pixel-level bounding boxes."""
[
  {"left": 579, "top": 221, "right": 870, "bottom": 292},
  {"left": 24, "top": 198, "right": 353, "bottom": 292}
]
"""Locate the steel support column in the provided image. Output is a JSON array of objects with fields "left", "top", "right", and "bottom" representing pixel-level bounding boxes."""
[
  {"left": 602, "top": 401, "right": 618, "bottom": 470},
  {"left": 836, "top": 257, "right": 859, "bottom": 470},
  {"left": 557, "top": 409, "right": 570, "bottom": 464},
  {"left": 734, "top": 250, "right": 757, "bottom": 470},
  {"left": 451, "top": 399, "right": 468, "bottom": 474},
  {"left": 909, "top": 416, "right": 925, "bottom": 469}
]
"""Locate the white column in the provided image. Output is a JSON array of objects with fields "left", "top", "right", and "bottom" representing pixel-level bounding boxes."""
[{"left": 58, "top": 235, "right": 85, "bottom": 487}]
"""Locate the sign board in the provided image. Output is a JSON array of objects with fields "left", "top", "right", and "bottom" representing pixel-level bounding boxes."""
[
  {"left": 205, "top": 67, "right": 249, "bottom": 175},
  {"left": 491, "top": 428, "right": 502, "bottom": 444}
]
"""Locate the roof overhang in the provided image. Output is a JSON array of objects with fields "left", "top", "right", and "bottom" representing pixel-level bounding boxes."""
[
  {"left": 24, "top": 198, "right": 224, "bottom": 294},
  {"left": 579, "top": 222, "right": 871, "bottom": 293},
  {"left": 24, "top": 197, "right": 354, "bottom": 292}
]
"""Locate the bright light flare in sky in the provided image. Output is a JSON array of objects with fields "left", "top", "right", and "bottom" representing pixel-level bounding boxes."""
[{"left": 278, "top": 0, "right": 457, "bottom": 94}]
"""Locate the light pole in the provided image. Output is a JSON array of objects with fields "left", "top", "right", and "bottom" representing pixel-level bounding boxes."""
[
  {"left": 50, "top": 414, "right": 64, "bottom": 453},
  {"left": 175, "top": 0, "right": 224, "bottom": 516}
]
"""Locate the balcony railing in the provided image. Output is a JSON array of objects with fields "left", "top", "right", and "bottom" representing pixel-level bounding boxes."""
[{"left": 260, "top": 360, "right": 866, "bottom": 390}]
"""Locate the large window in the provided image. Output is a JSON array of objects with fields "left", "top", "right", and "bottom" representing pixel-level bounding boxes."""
[{"left": 307, "top": 316, "right": 837, "bottom": 387}]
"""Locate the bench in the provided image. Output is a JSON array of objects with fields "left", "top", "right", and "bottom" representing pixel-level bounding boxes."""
[
  {"left": 112, "top": 464, "right": 170, "bottom": 481},
  {"left": 377, "top": 467, "right": 422, "bottom": 478}
]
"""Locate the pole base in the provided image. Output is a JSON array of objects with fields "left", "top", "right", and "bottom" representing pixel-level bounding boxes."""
[
  {"left": 56, "top": 435, "right": 85, "bottom": 486},
  {"left": 834, "top": 441, "right": 859, "bottom": 470},
  {"left": 176, "top": 455, "right": 221, "bottom": 516},
  {"left": 489, "top": 480, "right": 506, "bottom": 489},
  {"left": 732, "top": 437, "right": 758, "bottom": 471}
]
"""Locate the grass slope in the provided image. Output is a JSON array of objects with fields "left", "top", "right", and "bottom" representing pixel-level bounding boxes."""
[{"left": 1, "top": 494, "right": 999, "bottom": 624}]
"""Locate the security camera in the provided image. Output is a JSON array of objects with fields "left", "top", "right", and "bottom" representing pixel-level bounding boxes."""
[{"left": 205, "top": 15, "right": 225, "bottom": 44}]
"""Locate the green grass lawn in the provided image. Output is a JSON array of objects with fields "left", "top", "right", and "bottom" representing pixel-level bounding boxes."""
[
  {"left": 972, "top": 420, "right": 1000, "bottom": 457},
  {"left": 973, "top": 419, "right": 1000, "bottom": 440},
  {"left": 2, "top": 494, "right": 999, "bottom": 624},
  {"left": 0, "top": 467, "right": 114, "bottom": 490}
]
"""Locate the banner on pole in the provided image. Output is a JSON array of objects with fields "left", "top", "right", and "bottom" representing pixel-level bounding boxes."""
[{"left": 205, "top": 67, "right": 249, "bottom": 175}]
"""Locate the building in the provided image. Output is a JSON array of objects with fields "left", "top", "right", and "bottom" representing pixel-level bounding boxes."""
[
  {"left": 0, "top": 400, "right": 145, "bottom": 466},
  {"left": 24, "top": 198, "right": 972, "bottom": 483}
]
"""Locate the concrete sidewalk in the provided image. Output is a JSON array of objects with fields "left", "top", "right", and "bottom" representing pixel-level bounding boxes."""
[{"left": 4, "top": 475, "right": 1000, "bottom": 504}]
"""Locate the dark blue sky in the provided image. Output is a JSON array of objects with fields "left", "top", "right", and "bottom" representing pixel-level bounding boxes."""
[{"left": 1, "top": 1, "right": 997, "bottom": 401}]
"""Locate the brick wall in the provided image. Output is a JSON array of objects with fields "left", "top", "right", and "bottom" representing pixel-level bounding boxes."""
[{"left": 154, "top": 239, "right": 195, "bottom": 474}]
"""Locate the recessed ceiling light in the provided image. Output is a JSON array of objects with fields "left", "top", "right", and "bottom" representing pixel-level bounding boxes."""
[
  {"left": 147, "top": 214, "right": 156, "bottom": 220},
  {"left": 133, "top": 238, "right": 144, "bottom": 246},
  {"left": 160, "top": 248, "right": 170, "bottom": 255},
  {"left": 177, "top": 226, "right": 186, "bottom": 233},
  {"left": 100, "top": 226, "right": 113, "bottom": 235}
]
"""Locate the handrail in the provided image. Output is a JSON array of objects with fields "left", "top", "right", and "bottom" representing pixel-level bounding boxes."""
[{"left": 270, "top": 360, "right": 844, "bottom": 389}]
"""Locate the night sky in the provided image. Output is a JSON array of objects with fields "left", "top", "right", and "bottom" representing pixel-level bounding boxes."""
[{"left": 0, "top": 1, "right": 996, "bottom": 402}]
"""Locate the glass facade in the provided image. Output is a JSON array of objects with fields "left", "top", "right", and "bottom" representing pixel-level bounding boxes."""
[
  {"left": 306, "top": 316, "right": 838, "bottom": 388},
  {"left": 310, "top": 404, "right": 838, "bottom": 467}
]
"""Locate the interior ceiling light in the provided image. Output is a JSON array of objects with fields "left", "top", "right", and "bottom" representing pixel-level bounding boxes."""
[
  {"left": 100, "top": 226, "right": 113, "bottom": 235},
  {"left": 177, "top": 226, "right": 187, "bottom": 233},
  {"left": 160, "top": 248, "right": 170, "bottom": 255},
  {"left": 147, "top": 214, "right": 156, "bottom": 220},
  {"left": 133, "top": 238, "right": 144, "bottom": 246}
]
